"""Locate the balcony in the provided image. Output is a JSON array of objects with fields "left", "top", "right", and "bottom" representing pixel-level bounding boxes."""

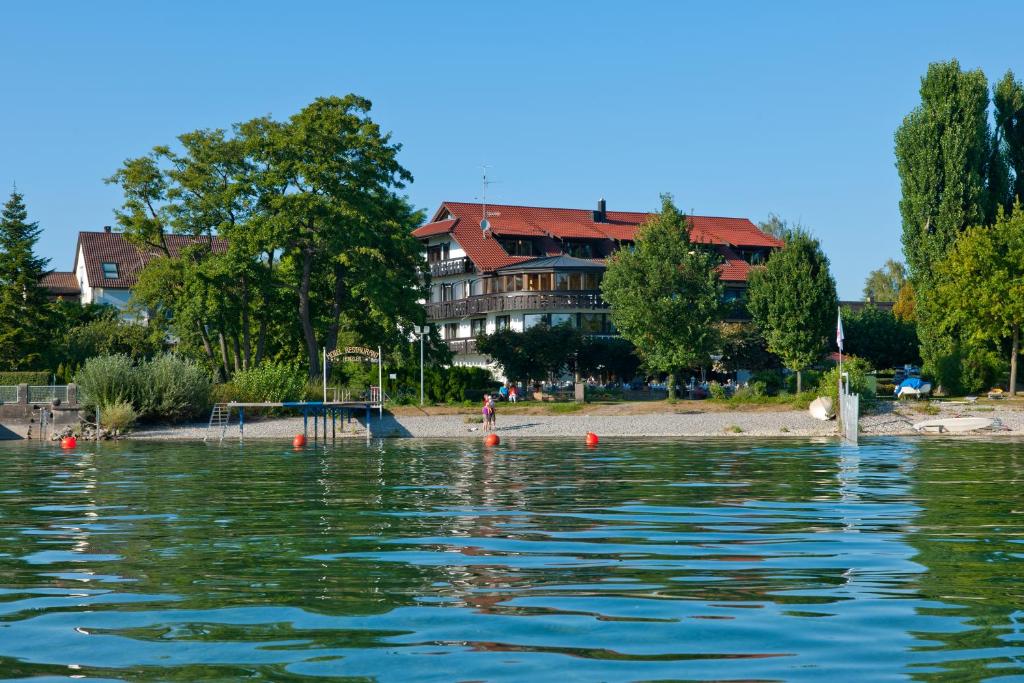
[
  {"left": 428, "top": 257, "right": 473, "bottom": 278},
  {"left": 446, "top": 338, "right": 478, "bottom": 355},
  {"left": 426, "top": 291, "right": 607, "bottom": 321}
]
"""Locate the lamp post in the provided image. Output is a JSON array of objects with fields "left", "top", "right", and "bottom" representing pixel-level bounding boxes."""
[{"left": 414, "top": 324, "right": 431, "bottom": 405}]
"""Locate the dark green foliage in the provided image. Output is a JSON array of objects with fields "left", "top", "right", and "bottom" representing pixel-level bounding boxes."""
[
  {"left": 476, "top": 324, "right": 583, "bottom": 384},
  {"left": 994, "top": 70, "right": 1024, "bottom": 209},
  {"left": 0, "top": 191, "right": 52, "bottom": 370},
  {"left": 576, "top": 337, "right": 641, "bottom": 380},
  {"left": 841, "top": 305, "right": 920, "bottom": 371},
  {"left": 0, "top": 371, "right": 50, "bottom": 385},
  {"left": 63, "top": 312, "right": 166, "bottom": 365},
  {"left": 750, "top": 369, "right": 784, "bottom": 396},
  {"left": 746, "top": 228, "right": 838, "bottom": 391},
  {"left": 717, "top": 323, "right": 781, "bottom": 373}
]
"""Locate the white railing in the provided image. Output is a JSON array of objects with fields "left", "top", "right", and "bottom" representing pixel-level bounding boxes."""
[
  {"left": 0, "top": 385, "right": 16, "bottom": 403},
  {"left": 28, "top": 385, "right": 69, "bottom": 404}
]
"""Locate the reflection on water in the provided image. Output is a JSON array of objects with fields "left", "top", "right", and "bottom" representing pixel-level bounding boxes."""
[{"left": 0, "top": 438, "right": 1022, "bottom": 680}]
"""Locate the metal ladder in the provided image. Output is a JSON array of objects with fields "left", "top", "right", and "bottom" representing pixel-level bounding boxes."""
[{"left": 205, "top": 403, "right": 230, "bottom": 442}]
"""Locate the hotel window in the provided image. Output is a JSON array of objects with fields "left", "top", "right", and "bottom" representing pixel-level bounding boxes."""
[
  {"left": 495, "top": 315, "right": 511, "bottom": 331},
  {"left": 564, "top": 240, "right": 594, "bottom": 258},
  {"left": 551, "top": 313, "right": 573, "bottom": 327},
  {"left": 102, "top": 262, "right": 119, "bottom": 279},
  {"left": 498, "top": 238, "right": 536, "bottom": 256},
  {"left": 444, "top": 322, "right": 459, "bottom": 339},
  {"left": 583, "top": 272, "right": 600, "bottom": 290},
  {"left": 578, "top": 313, "right": 606, "bottom": 333},
  {"left": 470, "top": 318, "right": 486, "bottom": 336},
  {"left": 441, "top": 284, "right": 454, "bottom": 301},
  {"left": 524, "top": 313, "right": 551, "bottom": 329}
]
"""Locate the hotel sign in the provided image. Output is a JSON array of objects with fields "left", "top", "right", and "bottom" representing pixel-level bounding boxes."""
[{"left": 327, "top": 346, "right": 379, "bottom": 362}]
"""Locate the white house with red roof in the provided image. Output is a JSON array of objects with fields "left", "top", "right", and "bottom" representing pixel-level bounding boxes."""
[{"left": 412, "top": 200, "right": 783, "bottom": 370}]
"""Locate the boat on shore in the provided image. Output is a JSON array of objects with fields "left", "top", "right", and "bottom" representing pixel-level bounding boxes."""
[{"left": 912, "top": 417, "right": 993, "bottom": 433}]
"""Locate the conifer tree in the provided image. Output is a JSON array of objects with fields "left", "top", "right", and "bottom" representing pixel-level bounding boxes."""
[{"left": 0, "top": 190, "right": 52, "bottom": 369}]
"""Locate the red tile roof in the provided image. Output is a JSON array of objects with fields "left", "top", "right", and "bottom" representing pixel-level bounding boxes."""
[
  {"left": 75, "top": 231, "right": 228, "bottom": 289},
  {"left": 417, "top": 201, "right": 781, "bottom": 280},
  {"left": 41, "top": 271, "right": 80, "bottom": 296}
]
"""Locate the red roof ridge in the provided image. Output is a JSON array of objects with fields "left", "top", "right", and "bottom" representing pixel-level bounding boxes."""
[{"left": 440, "top": 199, "right": 754, "bottom": 222}]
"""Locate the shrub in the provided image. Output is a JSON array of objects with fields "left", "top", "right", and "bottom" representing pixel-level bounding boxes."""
[
  {"left": 817, "top": 356, "right": 875, "bottom": 414},
  {"left": 99, "top": 400, "right": 137, "bottom": 435},
  {"left": 0, "top": 371, "right": 50, "bottom": 385},
  {"left": 708, "top": 381, "right": 726, "bottom": 400},
  {"left": 750, "top": 370, "right": 784, "bottom": 396},
  {"left": 75, "top": 354, "right": 141, "bottom": 409},
  {"left": 230, "top": 362, "right": 307, "bottom": 403},
  {"left": 139, "top": 354, "right": 213, "bottom": 422}
]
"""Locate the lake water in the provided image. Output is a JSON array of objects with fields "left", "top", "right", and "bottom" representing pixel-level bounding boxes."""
[{"left": 0, "top": 438, "right": 1023, "bottom": 681}]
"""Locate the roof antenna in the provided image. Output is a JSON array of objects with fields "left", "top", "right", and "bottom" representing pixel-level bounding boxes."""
[{"left": 480, "top": 165, "right": 493, "bottom": 238}]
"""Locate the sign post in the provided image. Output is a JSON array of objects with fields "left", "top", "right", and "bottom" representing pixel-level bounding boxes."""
[{"left": 414, "top": 325, "right": 430, "bottom": 406}]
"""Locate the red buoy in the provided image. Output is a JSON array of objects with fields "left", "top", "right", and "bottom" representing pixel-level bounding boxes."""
[
  {"left": 484, "top": 433, "right": 500, "bottom": 447},
  {"left": 292, "top": 434, "right": 307, "bottom": 448},
  {"left": 60, "top": 436, "right": 77, "bottom": 449},
  {"left": 585, "top": 432, "right": 599, "bottom": 446}
]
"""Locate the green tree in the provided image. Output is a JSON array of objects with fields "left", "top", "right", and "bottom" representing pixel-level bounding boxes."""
[
  {"left": 0, "top": 190, "right": 52, "bottom": 370},
  {"left": 861, "top": 258, "right": 907, "bottom": 302},
  {"left": 601, "top": 194, "right": 723, "bottom": 399},
  {"left": 934, "top": 209, "right": 1024, "bottom": 394},
  {"left": 994, "top": 70, "right": 1024, "bottom": 209},
  {"left": 108, "top": 95, "right": 428, "bottom": 380},
  {"left": 746, "top": 228, "right": 837, "bottom": 393},
  {"left": 841, "top": 304, "right": 920, "bottom": 371},
  {"left": 476, "top": 324, "right": 582, "bottom": 386},
  {"left": 895, "top": 60, "right": 998, "bottom": 384}
]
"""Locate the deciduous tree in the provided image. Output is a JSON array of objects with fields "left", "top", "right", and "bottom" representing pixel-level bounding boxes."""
[
  {"left": 746, "top": 228, "right": 837, "bottom": 392},
  {"left": 601, "top": 195, "right": 723, "bottom": 399},
  {"left": 861, "top": 259, "right": 907, "bottom": 303},
  {"left": 934, "top": 209, "right": 1024, "bottom": 394}
]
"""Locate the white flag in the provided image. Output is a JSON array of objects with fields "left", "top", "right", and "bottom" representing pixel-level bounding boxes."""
[{"left": 836, "top": 307, "right": 844, "bottom": 352}]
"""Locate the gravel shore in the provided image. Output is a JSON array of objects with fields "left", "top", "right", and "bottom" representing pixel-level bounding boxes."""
[{"left": 128, "top": 399, "right": 1024, "bottom": 440}]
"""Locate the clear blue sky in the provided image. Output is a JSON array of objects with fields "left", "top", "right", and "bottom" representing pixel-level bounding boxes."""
[{"left": 3, "top": 1, "right": 1023, "bottom": 299}]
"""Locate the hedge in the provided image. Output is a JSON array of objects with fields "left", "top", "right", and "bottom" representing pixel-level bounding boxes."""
[{"left": 0, "top": 371, "right": 51, "bottom": 385}]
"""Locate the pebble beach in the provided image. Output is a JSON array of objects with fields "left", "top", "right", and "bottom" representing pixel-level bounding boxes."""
[{"left": 128, "top": 400, "right": 1024, "bottom": 440}]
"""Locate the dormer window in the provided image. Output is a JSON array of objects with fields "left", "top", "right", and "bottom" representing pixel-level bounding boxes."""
[
  {"left": 102, "top": 262, "right": 119, "bottom": 279},
  {"left": 498, "top": 238, "right": 536, "bottom": 256}
]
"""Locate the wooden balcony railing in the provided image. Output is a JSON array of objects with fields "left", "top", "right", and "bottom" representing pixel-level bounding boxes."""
[
  {"left": 428, "top": 257, "right": 473, "bottom": 278},
  {"left": 427, "top": 291, "right": 607, "bottom": 321},
  {"left": 445, "top": 338, "right": 478, "bottom": 355}
]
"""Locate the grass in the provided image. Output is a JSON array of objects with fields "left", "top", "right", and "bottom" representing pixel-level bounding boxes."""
[
  {"left": 725, "top": 424, "right": 744, "bottom": 434},
  {"left": 548, "top": 402, "right": 586, "bottom": 414},
  {"left": 464, "top": 415, "right": 484, "bottom": 424},
  {"left": 707, "top": 391, "right": 817, "bottom": 411},
  {"left": 780, "top": 426, "right": 790, "bottom": 433}
]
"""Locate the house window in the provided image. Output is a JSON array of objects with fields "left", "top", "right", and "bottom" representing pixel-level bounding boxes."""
[
  {"left": 563, "top": 240, "right": 594, "bottom": 258},
  {"left": 444, "top": 322, "right": 459, "bottom": 339},
  {"left": 441, "top": 284, "right": 454, "bottom": 302},
  {"left": 498, "top": 238, "right": 536, "bottom": 256},
  {"left": 102, "top": 262, "right": 119, "bottom": 279},
  {"left": 524, "top": 313, "right": 551, "bottom": 329},
  {"left": 470, "top": 318, "right": 486, "bottom": 336},
  {"left": 495, "top": 315, "right": 511, "bottom": 331},
  {"left": 427, "top": 242, "right": 451, "bottom": 264}
]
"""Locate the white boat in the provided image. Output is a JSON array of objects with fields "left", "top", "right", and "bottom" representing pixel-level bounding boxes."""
[
  {"left": 897, "top": 382, "right": 932, "bottom": 399},
  {"left": 912, "top": 417, "right": 993, "bottom": 433},
  {"left": 808, "top": 396, "right": 835, "bottom": 421}
]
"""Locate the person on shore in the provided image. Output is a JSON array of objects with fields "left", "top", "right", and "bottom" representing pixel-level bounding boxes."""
[
  {"left": 487, "top": 394, "right": 497, "bottom": 429},
  {"left": 509, "top": 384, "right": 518, "bottom": 403},
  {"left": 482, "top": 394, "right": 494, "bottom": 431},
  {"left": 499, "top": 384, "right": 509, "bottom": 401}
]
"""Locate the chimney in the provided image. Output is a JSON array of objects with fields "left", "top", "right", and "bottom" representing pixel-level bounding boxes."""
[
  {"left": 593, "top": 198, "right": 607, "bottom": 223},
  {"left": 103, "top": 225, "right": 112, "bottom": 233}
]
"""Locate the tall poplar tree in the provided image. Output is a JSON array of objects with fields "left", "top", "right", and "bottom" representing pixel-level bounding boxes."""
[
  {"left": 746, "top": 228, "right": 837, "bottom": 393},
  {"left": 895, "top": 60, "right": 997, "bottom": 384},
  {"left": 0, "top": 190, "right": 52, "bottom": 370},
  {"left": 994, "top": 70, "right": 1024, "bottom": 208},
  {"left": 600, "top": 194, "right": 723, "bottom": 399}
]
